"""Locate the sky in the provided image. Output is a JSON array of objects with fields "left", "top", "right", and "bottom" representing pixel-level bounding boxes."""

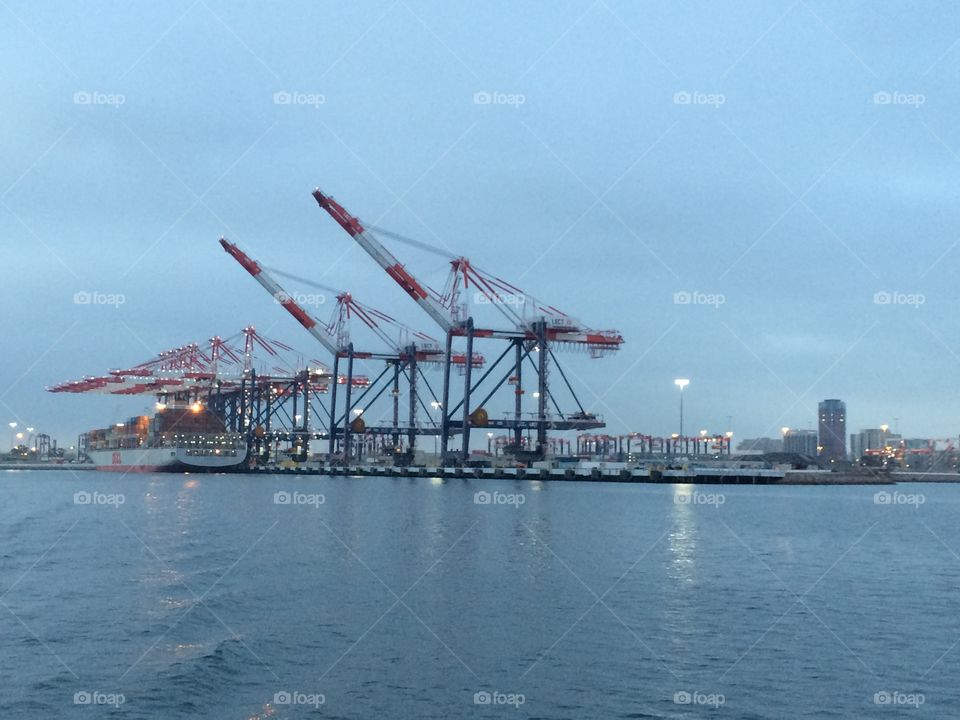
[{"left": 3, "top": 0, "right": 960, "bottom": 448}]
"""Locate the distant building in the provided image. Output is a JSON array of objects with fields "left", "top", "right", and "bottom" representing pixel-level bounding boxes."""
[
  {"left": 735, "top": 437, "right": 783, "bottom": 454},
  {"left": 850, "top": 428, "right": 900, "bottom": 461},
  {"left": 783, "top": 429, "right": 818, "bottom": 456},
  {"left": 818, "top": 399, "right": 847, "bottom": 462}
]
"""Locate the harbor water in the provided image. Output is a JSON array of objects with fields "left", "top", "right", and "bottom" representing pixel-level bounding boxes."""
[{"left": 1, "top": 470, "right": 955, "bottom": 718}]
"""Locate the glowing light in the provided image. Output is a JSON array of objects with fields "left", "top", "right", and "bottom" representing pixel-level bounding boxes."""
[
  {"left": 191, "top": 402, "right": 202, "bottom": 413},
  {"left": 156, "top": 402, "right": 167, "bottom": 411},
  {"left": 674, "top": 378, "right": 689, "bottom": 390},
  {"left": 781, "top": 427, "right": 790, "bottom": 435}
]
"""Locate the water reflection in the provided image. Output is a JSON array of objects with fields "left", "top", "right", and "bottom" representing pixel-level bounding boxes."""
[{"left": 668, "top": 484, "right": 699, "bottom": 586}]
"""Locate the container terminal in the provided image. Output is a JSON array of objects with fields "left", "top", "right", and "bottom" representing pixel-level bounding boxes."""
[{"left": 44, "top": 185, "right": 880, "bottom": 484}]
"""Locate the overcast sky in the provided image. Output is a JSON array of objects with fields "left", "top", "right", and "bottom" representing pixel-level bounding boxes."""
[{"left": 3, "top": 0, "right": 960, "bottom": 447}]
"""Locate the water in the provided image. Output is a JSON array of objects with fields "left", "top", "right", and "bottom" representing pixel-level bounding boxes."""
[{"left": 0, "top": 471, "right": 956, "bottom": 718}]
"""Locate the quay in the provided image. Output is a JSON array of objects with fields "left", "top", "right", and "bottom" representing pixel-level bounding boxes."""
[{"left": 247, "top": 464, "right": 896, "bottom": 485}]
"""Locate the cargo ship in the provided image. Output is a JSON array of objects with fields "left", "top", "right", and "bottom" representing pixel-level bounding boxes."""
[{"left": 84, "top": 403, "right": 247, "bottom": 472}]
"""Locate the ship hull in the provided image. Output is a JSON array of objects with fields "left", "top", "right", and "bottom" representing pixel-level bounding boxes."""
[{"left": 87, "top": 445, "right": 247, "bottom": 473}]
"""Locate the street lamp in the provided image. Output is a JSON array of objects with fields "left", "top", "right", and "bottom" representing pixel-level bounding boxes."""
[
  {"left": 487, "top": 432, "right": 494, "bottom": 454},
  {"left": 725, "top": 430, "right": 734, "bottom": 456},
  {"left": 430, "top": 402, "right": 442, "bottom": 455},
  {"left": 674, "top": 379, "right": 689, "bottom": 448}
]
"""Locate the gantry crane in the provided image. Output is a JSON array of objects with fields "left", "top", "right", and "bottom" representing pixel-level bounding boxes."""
[
  {"left": 220, "top": 238, "right": 482, "bottom": 462},
  {"left": 312, "top": 187, "right": 623, "bottom": 462}
]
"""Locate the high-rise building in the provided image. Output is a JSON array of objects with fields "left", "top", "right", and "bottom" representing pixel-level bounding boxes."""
[
  {"left": 818, "top": 399, "right": 846, "bottom": 462},
  {"left": 784, "top": 429, "right": 818, "bottom": 456}
]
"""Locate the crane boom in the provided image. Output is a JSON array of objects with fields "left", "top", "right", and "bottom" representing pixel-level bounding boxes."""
[
  {"left": 312, "top": 188, "right": 456, "bottom": 333},
  {"left": 219, "top": 238, "right": 341, "bottom": 357}
]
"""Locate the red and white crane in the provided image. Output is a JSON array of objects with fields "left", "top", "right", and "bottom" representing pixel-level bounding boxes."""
[
  {"left": 312, "top": 188, "right": 623, "bottom": 354},
  {"left": 312, "top": 186, "right": 619, "bottom": 462},
  {"left": 220, "top": 237, "right": 480, "bottom": 460}
]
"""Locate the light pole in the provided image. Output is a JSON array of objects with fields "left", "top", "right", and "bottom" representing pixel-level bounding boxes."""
[
  {"left": 674, "top": 379, "right": 689, "bottom": 453},
  {"left": 725, "top": 430, "right": 734, "bottom": 456},
  {"left": 431, "top": 402, "right": 441, "bottom": 456}
]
